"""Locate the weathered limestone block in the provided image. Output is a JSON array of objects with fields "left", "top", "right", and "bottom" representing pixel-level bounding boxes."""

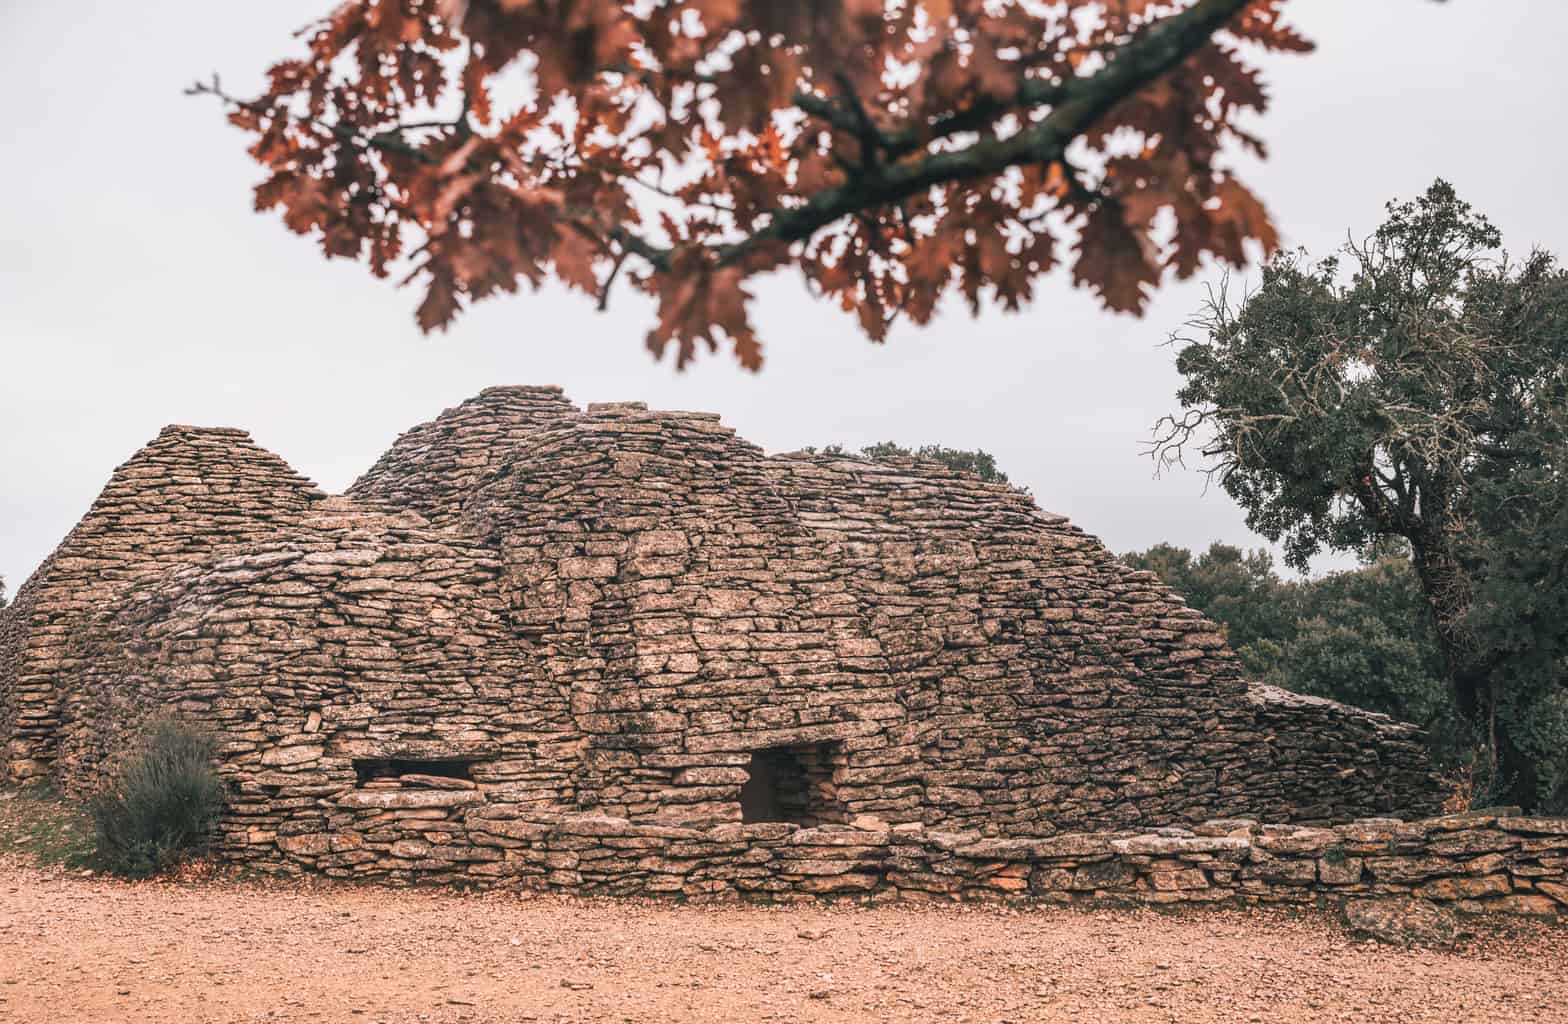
[
  {"left": 1317, "top": 856, "right": 1364, "bottom": 885},
  {"left": 1418, "top": 874, "right": 1511, "bottom": 900},
  {"left": 1364, "top": 856, "right": 1457, "bottom": 884},
  {"left": 1111, "top": 835, "right": 1250, "bottom": 856},
  {"left": 277, "top": 833, "right": 334, "bottom": 857},
  {"left": 1243, "top": 853, "right": 1317, "bottom": 884},
  {"left": 259, "top": 744, "right": 324, "bottom": 767},
  {"left": 1534, "top": 880, "right": 1568, "bottom": 905},
  {"left": 1070, "top": 859, "right": 1138, "bottom": 890},
  {"left": 1255, "top": 827, "right": 1338, "bottom": 856},
  {"left": 789, "top": 827, "right": 891, "bottom": 849},
  {"left": 794, "top": 872, "right": 880, "bottom": 893},
  {"left": 338, "top": 790, "right": 484, "bottom": 810},
  {"left": 1499, "top": 817, "right": 1568, "bottom": 835},
  {"left": 1425, "top": 829, "right": 1520, "bottom": 856},
  {"left": 1148, "top": 867, "right": 1210, "bottom": 891},
  {"left": 1344, "top": 898, "right": 1460, "bottom": 949},
  {"left": 1466, "top": 894, "right": 1558, "bottom": 917}
]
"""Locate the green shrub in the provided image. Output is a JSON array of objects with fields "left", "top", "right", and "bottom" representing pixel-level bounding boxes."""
[{"left": 89, "top": 718, "right": 224, "bottom": 878}]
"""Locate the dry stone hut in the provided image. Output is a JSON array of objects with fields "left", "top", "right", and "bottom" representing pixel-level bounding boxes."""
[{"left": 0, "top": 386, "right": 1456, "bottom": 895}]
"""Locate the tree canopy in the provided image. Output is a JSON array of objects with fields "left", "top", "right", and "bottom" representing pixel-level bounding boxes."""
[
  {"left": 196, "top": 0, "right": 1311, "bottom": 368},
  {"left": 1154, "top": 181, "right": 1568, "bottom": 808}
]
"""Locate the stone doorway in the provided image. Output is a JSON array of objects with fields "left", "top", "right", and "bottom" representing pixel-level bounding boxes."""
[{"left": 738, "top": 743, "right": 843, "bottom": 826}]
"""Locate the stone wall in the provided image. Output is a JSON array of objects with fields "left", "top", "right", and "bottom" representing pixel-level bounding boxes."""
[
  {"left": 231, "top": 798, "right": 1568, "bottom": 925},
  {"left": 1238, "top": 684, "right": 1439, "bottom": 824},
  {"left": 348, "top": 385, "right": 578, "bottom": 526},
  {"left": 0, "top": 558, "right": 54, "bottom": 781},
  {"left": 446, "top": 400, "right": 1443, "bottom": 832},
  {"left": 4, "top": 388, "right": 1449, "bottom": 869},
  {"left": 0, "top": 426, "right": 325, "bottom": 781}
]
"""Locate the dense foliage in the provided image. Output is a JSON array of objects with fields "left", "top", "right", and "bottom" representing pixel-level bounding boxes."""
[
  {"left": 89, "top": 719, "right": 226, "bottom": 878},
  {"left": 195, "top": 0, "right": 1314, "bottom": 367},
  {"left": 1154, "top": 182, "right": 1568, "bottom": 809}
]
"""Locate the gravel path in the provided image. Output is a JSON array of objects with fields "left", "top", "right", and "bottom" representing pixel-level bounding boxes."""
[{"left": 1, "top": 862, "right": 1565, "bottom": 1023}]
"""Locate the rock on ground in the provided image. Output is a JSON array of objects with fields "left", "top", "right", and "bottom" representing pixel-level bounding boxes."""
[{"left": 1344, "top": 898, "right": 1461, "bottom": 949}]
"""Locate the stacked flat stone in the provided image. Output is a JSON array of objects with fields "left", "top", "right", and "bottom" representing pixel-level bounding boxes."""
[
  {"left": 253, "top": 803, "right": 1568, "bottom": 923},
  {"left": 348, "top": 385, "right": 578, "bottom": 526},
  {"left": 450, "top": 402, "right": 1440, "bottom": 832},
  {"left": 1244, "top": 684, "right": 1436, "bottom": 821},
  {"left": 0, "top": 426, "right": 325, "bottom": 780},
  {"left": 0, "top": 387, "right": 1461, "bottom": 896}
]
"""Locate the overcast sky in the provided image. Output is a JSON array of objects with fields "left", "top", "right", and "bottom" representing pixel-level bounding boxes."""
[{"left": 3, "top": 2, "right": 1566, "bottom": 590}]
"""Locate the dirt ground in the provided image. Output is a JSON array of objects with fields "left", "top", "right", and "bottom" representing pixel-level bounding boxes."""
[{"left": 1, "top": 859, "right": 1565, "bottom": 1024}]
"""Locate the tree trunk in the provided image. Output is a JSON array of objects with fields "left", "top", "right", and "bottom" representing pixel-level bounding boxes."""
[
  {"left": 1493, "top": 709, "right": 1542, "bottom": 811},
  {"left": 1409, "top": 535, "right": 1542, "bottom": 810},
  {"left": 1409, "top": 537, "right": 1485, "bottom": 708}
]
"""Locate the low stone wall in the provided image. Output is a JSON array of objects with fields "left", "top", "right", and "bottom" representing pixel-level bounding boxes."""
[
  {"left": 1240, "top": 684, "right": 1440, "bottom": 823},
  {"left": 237, "top": 794, "right": 1568, "bottom": 921}
]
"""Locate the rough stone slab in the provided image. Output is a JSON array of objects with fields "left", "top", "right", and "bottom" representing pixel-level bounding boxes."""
[
  {"left": 337, "top": 790, "right": 485, "bottom": 810},
  {"left": 1111, "top": 836, "right": 1251, "bottom": 856},
  {"left": 1498, "top": 817, "right": 1568, "bottom": 836},
  {"left": 1343, "top": 899, "right": 1460, "bottom": 949}
]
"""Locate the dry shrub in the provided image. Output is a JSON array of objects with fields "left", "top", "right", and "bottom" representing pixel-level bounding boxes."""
[{"left": 89, "top": 718, "right": 224, "bottom": 878}]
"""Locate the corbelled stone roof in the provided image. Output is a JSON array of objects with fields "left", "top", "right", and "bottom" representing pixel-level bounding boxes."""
[
  {"left": 0, "top": 387, "right": 1445, "bottom": 860},
  {"left": 347, "top": 385, "right": 577, "bottom": 525},
  {"left": 1, "top": 425, "right": 327, "bottom": 780}
]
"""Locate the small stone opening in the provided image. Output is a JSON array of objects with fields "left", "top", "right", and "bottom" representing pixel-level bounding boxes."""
[
  {"left": 353, "top": 757, "right": 475, "bottom": 786},
  {"left": 739, "top": 743, "right": 843, "bottom": 826}
]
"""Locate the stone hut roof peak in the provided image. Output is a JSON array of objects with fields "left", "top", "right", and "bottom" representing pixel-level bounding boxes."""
[
  {"left": 346, "top": 384, "right": 582, "bottom": 524},
  {"left": 155, "top": 424, "right": 255, "bottom": 438},
  {"left": 476, "top": 383, "right": 567, "bottom": 398}
]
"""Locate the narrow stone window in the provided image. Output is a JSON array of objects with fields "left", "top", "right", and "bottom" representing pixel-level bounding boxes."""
[
  {"left": 739, "top": 743, "right": 843, "bottom": 826},
  {"left": 353, "top": 757, "right": 475, "bottom": 786}
]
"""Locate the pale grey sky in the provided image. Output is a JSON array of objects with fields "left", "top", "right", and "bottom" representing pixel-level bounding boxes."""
[{"left": 3, "top": 2, "right": 1566, "bottom": 589}]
